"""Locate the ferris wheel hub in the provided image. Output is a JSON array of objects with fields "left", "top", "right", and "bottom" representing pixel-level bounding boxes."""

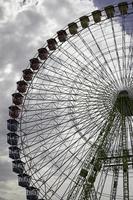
[{"left": 115, "top": 90, "right": 133, "bottom": 116}]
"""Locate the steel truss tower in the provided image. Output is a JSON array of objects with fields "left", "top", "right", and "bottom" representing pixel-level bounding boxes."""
[{"left": 68, "top": 90, "right": 133, "bottom": 200}]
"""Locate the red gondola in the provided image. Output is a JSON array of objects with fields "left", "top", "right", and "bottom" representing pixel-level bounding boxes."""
[
  {"left": 23, "top": 69, "right": 33, "bottom": 81},
  {"left": 30, "top": 58, "right": 40, "bottom": 70},
  {"left": 47, "top": 38, "right": 57, "bottom": 50},
  {"left": 9, "top": 105, "right": 20, "bottom": 118},
  {"left": 38, "top": 48, "right": 48, "bottom": 60},
  {"left": 12, "top": 93, "right": 23, "bottom": 105},
  {"left": 57, "top": 30, "right": 67, "bottom": 42},
  {"left": 17, "top": 80, "right": 28, "bottom": 93}
]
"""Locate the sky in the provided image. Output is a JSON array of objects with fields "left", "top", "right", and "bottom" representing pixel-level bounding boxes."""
[{"left": 0, "top": 0, "right": 129, "bottom": 199}]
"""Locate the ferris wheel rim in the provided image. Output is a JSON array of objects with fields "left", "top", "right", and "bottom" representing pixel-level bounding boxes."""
[{"left": 7, "top": 1, "right": 133, "bottom": 200}]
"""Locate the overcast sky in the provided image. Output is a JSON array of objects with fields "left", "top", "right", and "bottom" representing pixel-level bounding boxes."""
[{"left": 0, "top": 0, "right": 128, "bottom": 199}]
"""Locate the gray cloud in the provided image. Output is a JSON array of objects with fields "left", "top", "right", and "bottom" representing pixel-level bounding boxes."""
[
  {"left": 41, "top": 0, "right": 89, "bottom": 30},
  {"left": 0, "top": 6, "right": 4, "bottom": 20},
  {"left": 0, "top": 8, "right": 47, "bottom": 69},
  {"left": 0, "top": 159, "right": 15, "bottom": 182},
  {"left": 0, "top": 197, "right": 7, "bottom": 200},
  {"left": 42, "top": 0, "right": 75, "bottom": 25}
]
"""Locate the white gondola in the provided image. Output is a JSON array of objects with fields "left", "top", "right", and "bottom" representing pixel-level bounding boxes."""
[
  {"left": 26, "top": 187, "right": 39, "bottom": 200},
  {"left": 7, "top": 132, "right": 19, "bottom": 145},
  {"left": 9, "top": 146, "right": 20, "bottom": 159},
  {"left": 17, "top": 80, "right": 28, "bottom": 93},
  {"left": 7, "top": 119, "right": 19, "bottom": 132},
  {"left": 12, "top": 160, "right": 24, "bottom": 174},
  {"left": 18, "top": 174, "right": 31, "bottom": 188},
  {"left": 12, "top": 93, "right": 23, "bottom": 105}
]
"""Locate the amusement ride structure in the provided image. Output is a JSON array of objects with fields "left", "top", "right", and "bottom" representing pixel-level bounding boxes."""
[{"left": 7, "top": 1, "right": 133, "bottom": 199}]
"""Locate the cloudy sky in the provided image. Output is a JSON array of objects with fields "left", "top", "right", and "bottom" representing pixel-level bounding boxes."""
[{"left": 0, "top": 0, "right": 127, "bottom": 199}]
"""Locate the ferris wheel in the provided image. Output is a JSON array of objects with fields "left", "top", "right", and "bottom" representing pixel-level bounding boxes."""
[{"left": 7, "top": 1, "right": 133, "bottom": 200}]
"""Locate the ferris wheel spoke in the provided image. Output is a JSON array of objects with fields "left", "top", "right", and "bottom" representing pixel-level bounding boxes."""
[
  {"left": 23, "top": 114, "right": 102, "bottom": 170},
  {"left": 30, "top": 137, "right": 84, "bottom": 173},
  {"left": 57, "top": 44, "right": 115, "bottom": 89},
  {"left": 49, "top": 54, "right": 83, "bottom": 77},
  {"left": 36, "top": 139, "right": 91, "bottom": 199},
  {"left": 25, "top": 103, "right": 109, "bottom": 143},
  {"left": 31, "top": 137, "right": 87, "bottom": 184},
  {"left": 44, "top": 61, "right": 111, "bottom": 92},
  {"left": 53, "top": 46, "right": 88, "bottom": 75},
  {"left": 66, "top": 34, "right": 118, "bottom": 89},
  {"left": 20, "top": 115, "right": 101, "bottom": 148},
  {"left": 21, "top": 106, "right": 90, "bottom": 132},
  {"left": 121, "top": 16, "right": 127, "bottom": 86},
  {"left": 44, "top": 144, "right": 86, "bottom": 196},
  {"left": 126, "top": 32, "right": 133, "bottom": 86},
  {"left": 21, "top": 101, "right": 107, "bottom": 137},
  {"left": 87, "top": 25, "right": 120, "bottom": 87},
  {"left": 21, "top": 115, "right": 101, "bottom": 163},
  {"left": 20, "top": 113, "right": 103, "bottom": 160},
  {"left": 26, "top": 110, "right": 105, "bottom": 145},
  {"left": 35, "top": 72, "right": 101, "bottom": 95},
  {"left": 80, "top": 25, "right": 120, "bottom": 87},
  {"left": 128, "top": 117, "right": 133, "bottom": 155},
  {"left": 110, "top": 18, "right": 123, "bottom": 87},
  {"left": 20, "top": 114, "right": 95, "bottom": 147},
  {"left": 33, "top": 74, "right": 109, "bottom": 95},
  {"left": 36, "top": 61, "right": 116, "bottom": 98},
  {"left": 99, "top": 22, "right": 121, "bottom": 88},
  {"left": 23, "top": 99, "right": 107, "bottom": 120},
  {"left": 24, "top": 86, "right": 111, "bottom": 113},
  {"left": 51, "top": 49, "right": 119, "bottom": 91},
  {"left": 126, "top": 17, "right": 133, "bottom": 86}
]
